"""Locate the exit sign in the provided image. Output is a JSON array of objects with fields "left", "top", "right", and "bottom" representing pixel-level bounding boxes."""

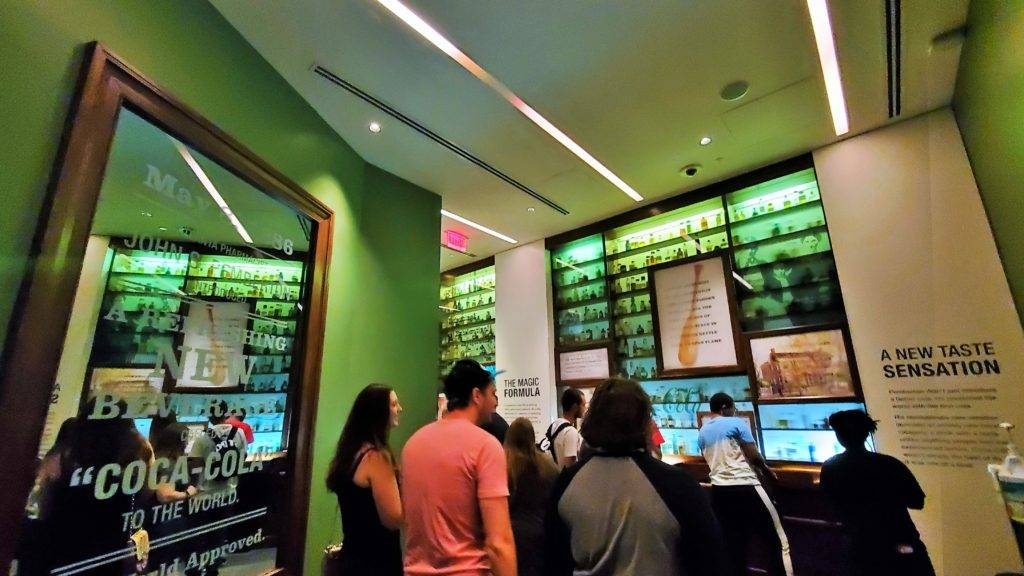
[{"left": 443, "top": 229, "right": 468, "bottom": 253}]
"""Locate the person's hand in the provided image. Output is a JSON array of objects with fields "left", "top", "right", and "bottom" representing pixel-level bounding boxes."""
[{"left": 185, "top": 485, "right": 198, "bottom": 497}]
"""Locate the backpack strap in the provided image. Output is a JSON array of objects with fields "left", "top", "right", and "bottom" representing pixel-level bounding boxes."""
[{"left": 546, "top": 421, "right": 574, "bottom": 463}]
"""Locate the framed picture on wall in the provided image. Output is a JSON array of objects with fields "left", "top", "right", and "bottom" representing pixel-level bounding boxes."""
[
  {"left": 748, "top": 325, "right": 858, "bottom": 400},
  {"left": 649, "top": 253, "right": 745, "bottom": 377},
  {"left": 557, "top": 345, "right": 613, "bottom": 385}
]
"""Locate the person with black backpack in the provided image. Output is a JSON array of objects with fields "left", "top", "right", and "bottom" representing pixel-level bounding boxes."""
[{"left": 540, "top": 389, "right": 586, "bottom": 469}]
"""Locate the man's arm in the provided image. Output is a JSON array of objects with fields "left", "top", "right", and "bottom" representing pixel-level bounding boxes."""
[
  {"left": 740, "top": 442, "right": 778, "bottom": 483},
  {"left": 480, "top": 497, "right": 517, "bottom": 576}
]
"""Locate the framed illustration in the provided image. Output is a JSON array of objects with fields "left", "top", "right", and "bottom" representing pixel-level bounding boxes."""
[
  {"left": 649, "top": 253, "right": 745, "bottom": 377},
  {"left": 558, "top": 345, "right": 613, "bottom": 384},
  {"left": 88, "top": 367, "right": 165, "bottom": 397},
  {"left": 747, "top": 325, "right": 858, "bottom": 400}
]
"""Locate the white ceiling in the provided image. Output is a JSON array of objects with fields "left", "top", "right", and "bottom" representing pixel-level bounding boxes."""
[{"left": 210, "top": 0, "right": 968, "bottom": 271}]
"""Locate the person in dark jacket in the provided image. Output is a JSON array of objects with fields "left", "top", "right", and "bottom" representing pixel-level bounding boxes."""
[
  {"left": 545, "top": 378, "right": 728, "bottom": 576},
  {"left": 820, "top": 410, "right": 935, "bottom": 576}
]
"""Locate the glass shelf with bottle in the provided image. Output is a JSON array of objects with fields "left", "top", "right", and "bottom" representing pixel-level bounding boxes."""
[
  {"left": 244, "top": 373, "right": 290, "bottom": 393},
  {"left": 249, "top": 354, "right": 292, "bottom": 375},
  {"left": 251, "top": 318, "right": 297, "bottom": 337},
  {"left": 441, "top": 325, "right": 494, "bottom": 347},
  {"left": 554, "top": 265, "right": 606, "bottom": 289},
  {"left": 613, "top": 316, "right": 654, "bottom": 338},
  {"left": 652, "top": 401, "right": 757, "bottom": 431},
  {"left": 739, "top": 283, "right": 843, "bottom": 330},
  {"left": 444, "top": 291, "right": 496, "bottom": 312},
  {"left": 557, "top": 302, "right": 609, "bottom": 327},
  {"left": 607, "top": 232, "right": 729, "bottom": 277},
  {"left": 642, "top": 375, "right": 753, "bottom": 405},
  {"left": 555, "top": 281, "right": 606, "bottom": 305},
  {"left": 729, "top": 201, "right": 828, "bottom": 247},
  {"left": 107, "top": 273, "right": 186, "bottom": 295},
  {"left": 188, "top": 255, "right": 303, "bottom": 283},
  {"left": 734, "top": 257, "right": 837, "bottom": 293},
  {"left": 726, "top": 168, "right": 821, "bottom": 223},
  {"left": 184, "top": 278, "right": 300, "bottom": 301},
  {"left": 442, "top": 309, "right": 494, "bottom": 331},
  {"left": 111, "top": 248, "right": 190, "bottom": 276},
  {"left": 444, "top": 302, "right": 496, "bottom": 323},
  {"left": 604, "top": 197, "right": 726, "bottom": 257},
  {"left": 440, "top": 268, "right": 496, "bottom": 301},
  {"left": 557, "top": 322, "right": 611, "bottom": 346},
  {"left": 612, "top": 293, "right": 651, "bottom": 316},
  {"left": 441, "top": 342, "right": 495, "bottom": 362},
  {"left": 616, "top": 335, "right": 656, "bottom": 359},
  {"left": 610, "top": 272, "right": 649, "bottom": 296},
  {"left": 551, "top": 233, "right": 605, "bottom": 269},
  {"left": 618, "top": 356, "right": 658, "bottom": 380},
  {"left": 255, "top": 301, "right": 300, "bottom": 319},
  {"left": 103, "top": 293, "right": 184, "bottom": 315},
  {"left": 733, "top": 229, "right": 832, "bottom": 271}
]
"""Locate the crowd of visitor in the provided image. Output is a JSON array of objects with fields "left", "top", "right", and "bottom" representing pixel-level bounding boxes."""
[{"left": 326, "top": 359, "right": 934, "bottom": 576}]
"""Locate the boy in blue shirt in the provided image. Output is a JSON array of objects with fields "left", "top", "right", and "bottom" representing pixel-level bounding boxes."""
[{"left": 699, "top": 392, "right": 792, "bottom": 576}]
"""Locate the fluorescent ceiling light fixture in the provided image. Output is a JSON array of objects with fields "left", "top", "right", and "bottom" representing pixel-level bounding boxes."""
[
  {"left": 441, "top": 209, "right": 517, "bottom": 244},
  {"left": 173, "top": 141, "right": 254, "bottom": 244},
  {"left": 374, "top": 0, "right": 643, "bottom": 202},
  {"left": 807, "top": 0, "right": 849, "bottom": 135}
]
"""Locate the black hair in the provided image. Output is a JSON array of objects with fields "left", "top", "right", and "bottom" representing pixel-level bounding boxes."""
[
  {"left": 561, "top": 388, "right": 585, "bottom": 414},
  {"left": 326, "top": 384, "right": 394, "bottom": 492},
  {"left": 152, "top": 422, "right": 189, "bottom": 460},
  {"left": 237, "top": 408, "right": 247, "bottom": 421},
  {"left": 828, "top": 410, "right": 877, "bottom": 448},
  {"left": 709, "top": 392, "right": 735, "bottom": 413},
  {"left": 209, "top": 400, "right": 230, "bottom": 424},
  {"left": 579, "top": 379, "right": 651, "bottom": 453},
  {"left": 443, "top": 359, "right": 493, "bottom": 411}
]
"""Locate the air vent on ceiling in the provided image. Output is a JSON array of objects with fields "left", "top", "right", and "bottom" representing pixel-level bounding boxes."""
[
  {"left": 885, "top": 0, "right": 902, "bottom": 118},
  {"left": 312, "top": 65, "right": 569, "bottom": 216}
]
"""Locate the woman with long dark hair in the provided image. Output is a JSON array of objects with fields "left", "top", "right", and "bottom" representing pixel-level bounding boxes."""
[
  {"left": 326, "top": 384, "right": 404, "bottom": 575},
  {"left": 505, "top": 417, "right": 558, "bottom": 576}
]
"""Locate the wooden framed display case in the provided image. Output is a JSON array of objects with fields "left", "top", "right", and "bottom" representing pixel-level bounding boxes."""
[
  {"left": 0, "top": 44, "right": 333, "bottom": 575},
  {"left": 546, "top": 156, "right": 867, "bottom": 465}
]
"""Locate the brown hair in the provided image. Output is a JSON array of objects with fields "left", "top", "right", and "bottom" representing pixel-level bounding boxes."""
[
  {"left": 504, "top": 417, "right": 555, "bottom": 495},
  {"left": 579, "top": 378, "right": 652, "bottom": 453}
]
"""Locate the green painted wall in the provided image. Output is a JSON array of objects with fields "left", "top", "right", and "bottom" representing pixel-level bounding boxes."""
[
  {"left": 953, "top": 0, "right": 1024, "bottom": 322},
  {"left": 0, "top": 1, "right": 441, "bottom": 574}
]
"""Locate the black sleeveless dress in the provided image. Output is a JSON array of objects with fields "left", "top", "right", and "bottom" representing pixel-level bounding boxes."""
[{"left": 335, "top": 451, "right": 403, "bottom": 575}]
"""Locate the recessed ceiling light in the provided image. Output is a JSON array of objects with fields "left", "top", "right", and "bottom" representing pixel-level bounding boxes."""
[
  {"left": 374, "top": 0, "right": 643, "bottom": 202},
  {"left": 807, "top": 0, "right": 850, "bottom": 135},
  {"left": 720, "top": 81, "right": 749, "bottom": 101},
  {"left": 699, "top": 136, "right": 712, "bottom": 146},
  {"left": 368, "top": 121, "right": 382, "bottom": 133},
  {"left": 141, "top": 211, "right": 152, "bottom": 217},
  {"left": 158, "top": 226, "right": 168, "bottom": 231},
  {"left": 527, "top": 207, "right": 536, "bottom": 213},
  {"left": 441, "top": 209, "right": 517, "bottom": 244}
]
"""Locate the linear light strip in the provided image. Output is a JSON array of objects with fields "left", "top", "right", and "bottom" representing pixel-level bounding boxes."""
[
  {"left": 173, "top": 141, "right": 254, "bottom": 244},
  {"left": 374, "top": 0, "right": 643, "bottom": 202},
  {"left": 807, "top": 0, "right": 849, "bottom": 136},
  {"left": 441, "top": 209, "right": 517, "bottom": 244}
]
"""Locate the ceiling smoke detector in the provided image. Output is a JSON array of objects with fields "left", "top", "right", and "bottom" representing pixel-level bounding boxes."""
[
  {"left": 680, "top": 164, "right": 702, "bottom": 178},
  {"left": 720, "top": 80, "right": 750, "bottom": 101}
]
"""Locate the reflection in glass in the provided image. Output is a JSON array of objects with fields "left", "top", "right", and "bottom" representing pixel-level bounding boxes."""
[{"left": 15, "top": 108, "right": 315, "bottom": 575}]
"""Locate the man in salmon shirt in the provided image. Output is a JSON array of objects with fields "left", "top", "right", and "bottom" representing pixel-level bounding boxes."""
[{"left": 402, "top": 359, "right": 516, "bottom": 576}]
